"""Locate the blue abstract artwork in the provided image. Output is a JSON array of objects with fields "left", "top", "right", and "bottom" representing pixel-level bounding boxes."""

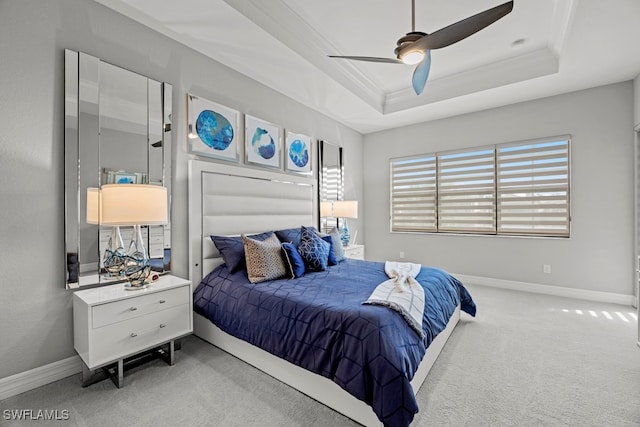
[
  {"left": 188, "top": 94, "right": 239, "bottom": 162},
  {"left": 289, "top": 139, "right": 308, "bottom": 167},
  {"left": 196, "top": 110, "right": 233, "bottom": 151},
  {"left": 246, "top": 115, "right": 280, "bottom": 168},
  {"left": 251, "top": 127, "right": 276, "bottom": 159},
  {"left": 285, "top": 132, "right": 311, "bottom": 174}
]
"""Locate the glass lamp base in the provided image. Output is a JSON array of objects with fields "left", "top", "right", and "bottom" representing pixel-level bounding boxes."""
[
  {"left": 124, "top": 281, "right": 150, "bottom": 291},
  {"left": 340, "top": 224, "right": 350, "bottom": 246},
  {"left": 102, "top": 226, "right": 126, "bottom": 278},
  {"left": 123, "top": 252, "right": 150, "bottom": 289},
  {"left": 103, "top": 248, "right": 125, "bottom": 278},
  {"left": 123, "top": 226, "right": 151, "bottom": 289}
]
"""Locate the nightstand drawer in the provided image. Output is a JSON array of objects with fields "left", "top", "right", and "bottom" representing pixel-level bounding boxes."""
[
  {"left": 91, "top": 303, "right": 190, "bottom": 368},
  {"left": 92, "top": 285, "right": 189, "bottom": 329},
  {"left": 149, "top": 234, "right": 164, "bottom": 245}
]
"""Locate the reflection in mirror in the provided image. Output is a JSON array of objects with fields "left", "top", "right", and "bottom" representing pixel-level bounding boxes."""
[
  {"left": 318, "top": 140, "right": 343, "bottom": 233},
  {"left": 65, "top": 49, "right": 172, "bottom": 289}
]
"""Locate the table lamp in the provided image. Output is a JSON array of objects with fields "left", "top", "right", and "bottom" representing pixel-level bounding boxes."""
[
  {"left": 100, "top": 184, "right": 168, "bottom": 289},
  {"left": 331, "top": 200, "right": 358, "bottom": 246}
]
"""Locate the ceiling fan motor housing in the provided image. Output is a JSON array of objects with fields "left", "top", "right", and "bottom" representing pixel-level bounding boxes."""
[{"left": 394, "top": 31, "right": 427, "bottom": 58}]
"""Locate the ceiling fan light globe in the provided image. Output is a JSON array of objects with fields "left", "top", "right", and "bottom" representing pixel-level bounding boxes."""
[{"left": 401, "top": 51, "right": 424, "bottom": 65}]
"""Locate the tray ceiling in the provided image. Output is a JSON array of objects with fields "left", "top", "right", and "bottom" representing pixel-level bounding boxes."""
[{"left": 96, "top": 0, "right": 640, "bottom": 133}]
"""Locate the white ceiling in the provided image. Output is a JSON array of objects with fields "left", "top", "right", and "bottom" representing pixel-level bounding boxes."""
[{"left": 96, "top": 0, "right": 640, "bottom": 134}]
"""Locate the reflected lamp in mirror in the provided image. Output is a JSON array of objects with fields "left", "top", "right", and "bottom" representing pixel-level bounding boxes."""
[
  {"left": 100, "top": 184, "right": 168, "bottom": 290},
  {"left": 320, "top": 201, "right": 333, "bottom": 218},
  {"left": 319, "top": 200, "right": 336, "bottom": 234},
  {"left": 87, "top": 187, "right": 125, "bottom": 279},
  {"left": 86, "top": 188, "right": 101, "bottom": 225},
  {"left": 332, "top": 200, "right": 358, "bottom": 246}
]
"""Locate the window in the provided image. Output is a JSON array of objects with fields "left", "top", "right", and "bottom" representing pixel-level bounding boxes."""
[
  {"left": 437, "top": 148, "right": 496, "bottom": 234},
  {"left": 390, "top": 136, "right": 570, "bottom": 237},
  {"left": 390, "top": 155, "right": 437, "bottom": 232},
  {"left": 497, "top": 139, "right": 570, "bottom": 236}
]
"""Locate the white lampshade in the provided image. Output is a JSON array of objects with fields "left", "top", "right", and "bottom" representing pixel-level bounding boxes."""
[
  {"left": 100, "top": 184, "right": 168, "bottom": 226},
  {"left": 86, "top": 187, "right": 101, "bottom": 224},
  {"left": 332, "top": 200, "right": 358, "bottom": 219},
  {"left": 320, "top": 201, "right": 333, "bottom": 217}
]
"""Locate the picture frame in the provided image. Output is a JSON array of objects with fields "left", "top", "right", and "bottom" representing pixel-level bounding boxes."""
[
  {"left": 113, "top": 172, "right": 138, "bottom": 184},
  {"left": 285, "top": 131, "right": 312, "bottom": 174},
  {"left": 104, "top": 169, "right": 148, "bottom": 184},
  {"left": 245, "top": 115, "right": 281, "bottom": 169},
  {"left": 187, "top": 94, "right": 239, "bottom": 162}
]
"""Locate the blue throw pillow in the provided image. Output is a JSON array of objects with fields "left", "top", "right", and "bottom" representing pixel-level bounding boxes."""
[
  {"left": 297, "top": 226, "right": 330, "bottom": 271},
  {"left": 211, "top": 232, "right": 273, "bottom": 272},
  {"left": 321, "top": 235, "right": 338, "bottom": 266},
  {"left": 281, "top": 242, "right": 305, "bottom": 278},
  {"left": 275, "top": 226, "right": 318, "bottom": 247}
]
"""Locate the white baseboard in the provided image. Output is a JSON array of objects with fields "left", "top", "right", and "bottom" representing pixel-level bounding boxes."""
[
  {"left": 453, "top": 273, "right": 635, "bottom": 306},
  {"left": 0, "top": 356, "right": 81, "bottom": 401}
]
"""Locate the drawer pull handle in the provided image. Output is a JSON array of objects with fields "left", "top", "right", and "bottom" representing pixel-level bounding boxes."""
[
  {"left": 159, "top": 300, "right": 166, "bottom": 304},
  {"left": 129, "top": 307, "right": 137, "bottom": 311},
  {"left": 159, "top": 324, "right": 166, "bottom": 329},
  {"left": 130, "top": 333, "right": 138, "bottom": 338}
]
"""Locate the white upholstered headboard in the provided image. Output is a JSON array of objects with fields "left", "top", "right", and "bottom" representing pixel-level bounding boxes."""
[{"left": 188, "top": 160, "right": 317, "bottom": 284}]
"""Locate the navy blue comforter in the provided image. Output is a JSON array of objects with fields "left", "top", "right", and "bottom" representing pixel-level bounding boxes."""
[{"left": 193, "top": 259, "right": 475, "bottom": 426}]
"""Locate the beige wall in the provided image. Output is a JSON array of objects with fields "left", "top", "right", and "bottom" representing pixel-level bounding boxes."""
[
  {"left": 0, "top": 0, "right": 363, "bottom": 380},
  {"left": 364, "top": 82, "right": 635, "bottom": 297}
]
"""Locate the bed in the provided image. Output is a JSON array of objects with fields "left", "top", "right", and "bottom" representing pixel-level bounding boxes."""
[{"left": 188, "top": 160, "right": 475, "bottom": 426}]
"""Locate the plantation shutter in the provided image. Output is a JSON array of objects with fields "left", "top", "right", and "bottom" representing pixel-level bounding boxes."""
[
  {"left": 496, "top": 138, "right": 570, "bottom": 236},
  {"left": 390, "top": 155, "right": 437, "bottom": 232},
  {"left": 437, "top": 148, "right": 496, "bottom": 233}
]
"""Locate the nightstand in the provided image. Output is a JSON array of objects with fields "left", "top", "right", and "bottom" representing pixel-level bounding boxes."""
[
  {"left": 73, "top": 274, "right": 192, "bottom": 388},
  {"left": 343, "top": 244, "right": 365, "bottom": 260}
]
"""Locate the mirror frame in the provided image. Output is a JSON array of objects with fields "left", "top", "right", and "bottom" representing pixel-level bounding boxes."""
[
  {"left": 64, "top": 49, "right": 172, "bottom": 289},
  {"left": 317, "top": 140, "right": 343, "bottom": 232}
]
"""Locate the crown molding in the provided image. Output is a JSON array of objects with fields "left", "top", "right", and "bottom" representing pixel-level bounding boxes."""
[
  {"left": 222, "top": 0, "right": 386, "bottom": 111},
  {"left": 384, "top": 47, "right": 559, "bottom": 114}
]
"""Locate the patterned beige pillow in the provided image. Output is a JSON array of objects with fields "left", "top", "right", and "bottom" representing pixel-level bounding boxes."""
[{"left": 242, "top": 233, "right": 287, "bottom": 283}]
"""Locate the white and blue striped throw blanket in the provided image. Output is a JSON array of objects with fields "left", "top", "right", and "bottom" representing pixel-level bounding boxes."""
[{"left": 363, "top": 261, "right": 425, "bottom": 337}]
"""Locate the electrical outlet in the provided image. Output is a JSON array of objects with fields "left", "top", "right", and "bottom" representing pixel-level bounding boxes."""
[
  {"left": 399, "top": 251, "right": 405, "bottom": 259},
  {"left": 543, "top": 264, "right": 552, "bottom": 274}
]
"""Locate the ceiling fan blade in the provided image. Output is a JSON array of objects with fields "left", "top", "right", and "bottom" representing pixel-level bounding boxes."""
[
  {"left": 404, "top": 1, "right": 513, "bottom": 54},
  {"left": 412, "top": 50, "right": 431, "bottom": 95},
  {"left": 328, "top": 55, "right": 404, "bottom": 64}
]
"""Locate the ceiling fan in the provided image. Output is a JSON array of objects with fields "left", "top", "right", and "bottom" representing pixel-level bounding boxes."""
[{"left": 329, "top": 1, "right": 514, "bottom": 95}]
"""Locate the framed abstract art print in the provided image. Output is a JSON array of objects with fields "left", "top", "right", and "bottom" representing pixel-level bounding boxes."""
[
  {"left": 187, "top": 94, "right": 239, "bottom": 162},
  {"left": 245, "top": 115, "right": 281, "bottom": 169},
  {"left": 285, "top": 131, "right": 312, "bottom": 174}
]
